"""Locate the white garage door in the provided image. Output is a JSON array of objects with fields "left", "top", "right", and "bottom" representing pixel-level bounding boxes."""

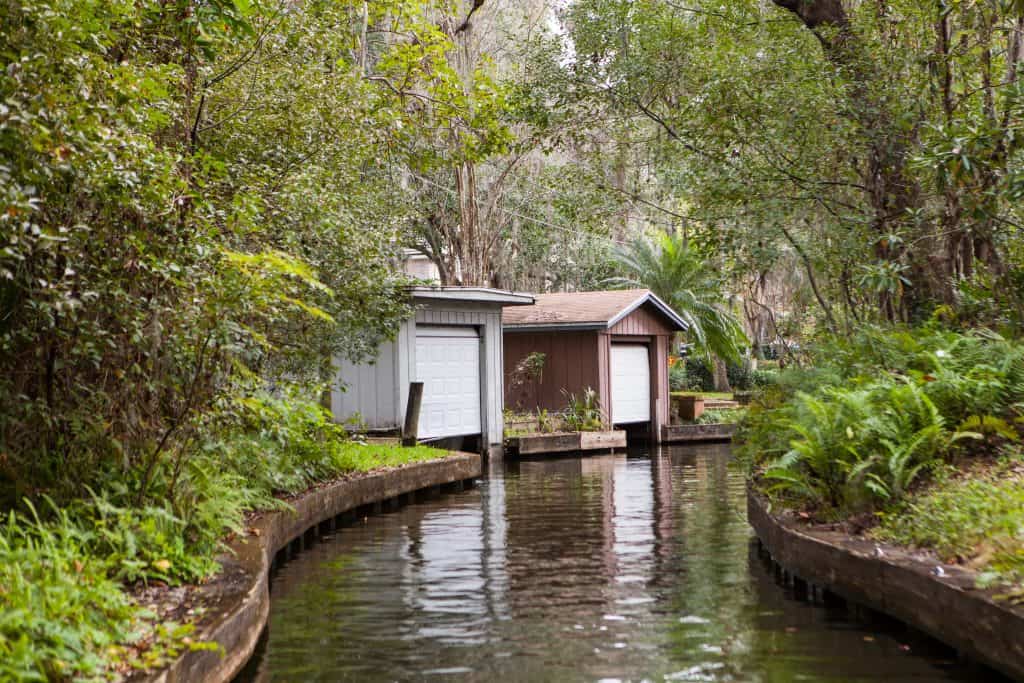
[
  {"left": 611, "top": 344, "right": 651, "bottom": 424},
  {"left": 415, "top": 327, "right": 481, "bottom": 439}
]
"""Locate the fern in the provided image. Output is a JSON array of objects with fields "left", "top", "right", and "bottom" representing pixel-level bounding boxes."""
[{"left": 958, "top": 414, "right": 1020, "bottom": 442}]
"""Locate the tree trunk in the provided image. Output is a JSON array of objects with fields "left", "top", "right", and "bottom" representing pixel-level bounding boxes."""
[
  {"left": 771, "top": 0, "right": 928, "bottom": 313},
  {"left": 712, "top": 357, "right": 731, "bottom": 393}
]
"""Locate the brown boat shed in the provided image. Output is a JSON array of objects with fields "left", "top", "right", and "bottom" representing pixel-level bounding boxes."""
[{"left": 502, "top": 289, "right": 688, "bottom": 442}]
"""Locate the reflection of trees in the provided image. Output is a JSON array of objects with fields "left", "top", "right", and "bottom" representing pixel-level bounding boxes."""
[
  {"left": 259, "top": 525, "right": 414, "bottom": 681},
  {"left": 650, "top": 447, "right": 676, "bottom": 582},
  {"left": 249, "top": 447, "right": 973, "bottom": 683},
  {"left": 662, "top": 443, "right": 759, "bottom": 676}
]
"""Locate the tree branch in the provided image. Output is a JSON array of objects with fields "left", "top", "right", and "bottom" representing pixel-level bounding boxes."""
[
  {"left": 779, "top": 224, "right": 837, "bottom": 333},
  {"left": 454, "top": 0, "right": 485, "bottom": 35}
]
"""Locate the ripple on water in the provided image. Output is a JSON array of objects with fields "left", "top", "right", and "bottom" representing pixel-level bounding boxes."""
[{"left": 239, "top": 445, "right": 997, "bottom": 683}]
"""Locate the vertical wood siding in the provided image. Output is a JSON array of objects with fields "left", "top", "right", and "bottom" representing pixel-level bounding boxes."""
[
  {"left": 505, "top": 304, "right": 675, "bottom": 440},
  {"left": 608, "top": 303, "right": 677, "bottom": 336},
  {"left": 333, "top": 300, "right": 510, "bottom": 448},
  {"left": 650, "top": 335, "right": 670, "bottom": 441},
  {"left": 503, "top": 331, "right": 601, "bottom": 413},
  {"left": 597, "top": 332, "right": 611, "bottom": 421},
  {"left": 332, "top": 337, "right": 401, "bottom": 430}
]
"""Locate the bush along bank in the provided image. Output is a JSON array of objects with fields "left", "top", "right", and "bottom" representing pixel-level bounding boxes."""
[
  {"left": 738, "top": 326, "right": 1024, "bottom": 604},
  {"left": 0, "top": 390, "right": 449, "bottom": 681}
]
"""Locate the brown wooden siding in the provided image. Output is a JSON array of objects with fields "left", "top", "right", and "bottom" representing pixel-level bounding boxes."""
[
  {"left": 504, "top": 331, "right": 601, "bottom": 413},
  {"left": 504, "top": 305, "right": 674, "bottom": 440},
  {"left": 608, "top": 303, "right": 677, "bottom": 336},
  {"left": 651, "top": 335, "right": 670, "bottom": 439},
  {"left": 597, "top": 332, "right": 611, "bottom": 420}
]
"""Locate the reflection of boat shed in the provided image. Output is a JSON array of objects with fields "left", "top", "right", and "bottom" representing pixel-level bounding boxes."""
[
  {"left": 332, "top": 287, "right": 534, "bottom": 453},
  {"left": 502, "top": 289, "right": 687, "bottom": 442}
]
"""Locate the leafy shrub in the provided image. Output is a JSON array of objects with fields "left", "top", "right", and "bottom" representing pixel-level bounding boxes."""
[
  {"left": 683, "top": 357, "right": 764, "bottom": 391},
  {"left": 208, "top": 389, "right": 353, "bottom": 496},
  {"left": 751, "top": 368, "right": 778, "bottom": 388},
  {"left": 727, "top": 363, "right": 754, "bottom": 390},
  {"left": 669, "top": 362, "right": 687, "bottom": 391},
  {"left": 670, "top": 362, "right": 704, "bottom": 392},
  {"left": 743, "top": 327, "right": 1024, "bottom": 516},
  {"left": 695, "top": 408, "right": 745, "bottom": 425},
  {"left": 684, "top": 357, "right": 715, "bottom": 392},
  {"left": 81, "top": 496, "right": 220, "bottom": 585},
  {"left": 750, "top": 379, "right": 963, "bottom": 514},
  {"left": 537, "top": 409, "right": 557, "bottom": 434}
]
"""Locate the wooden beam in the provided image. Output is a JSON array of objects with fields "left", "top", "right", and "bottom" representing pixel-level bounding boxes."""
[{"left": 402, "top": 381, "right": 424, "bottom": 447}]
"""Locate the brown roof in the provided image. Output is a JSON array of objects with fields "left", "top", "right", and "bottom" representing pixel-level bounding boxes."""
[{"left": 502, "top": 289, "right": 687, "bottom": 330}]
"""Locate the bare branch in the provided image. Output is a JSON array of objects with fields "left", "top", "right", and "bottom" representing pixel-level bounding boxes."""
[{"left": 454, "top": 0, "right": 485, "bottom": 35}]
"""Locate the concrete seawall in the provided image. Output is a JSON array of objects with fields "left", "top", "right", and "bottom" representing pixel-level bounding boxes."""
[
  {"left": 748, "top": 491, "right": 1024, "bottom": 681},
  {"left": 142, "top": 453, "right": 481, "bottom": 683}
]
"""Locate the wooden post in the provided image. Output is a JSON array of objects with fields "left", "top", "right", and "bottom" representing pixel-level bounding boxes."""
[{"left": 402, "top": 381, "right": 424, "bottom": 446}]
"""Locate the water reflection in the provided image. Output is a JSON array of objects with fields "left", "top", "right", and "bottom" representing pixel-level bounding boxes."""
[{"left": 239, "top": 444, "right": 993, "bottom": 682}]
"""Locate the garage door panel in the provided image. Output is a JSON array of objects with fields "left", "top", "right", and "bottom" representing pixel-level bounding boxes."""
[
  {"left": 415, "top": 328, "right": 481, "bottom": 439},
  {"left": 611, "top": 344, "right": 650, "bottom": 424}
]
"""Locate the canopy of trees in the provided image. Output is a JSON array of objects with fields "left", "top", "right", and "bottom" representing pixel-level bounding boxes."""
[{"left": 6, "top": 0, "right": 1024, "bottom": 503}]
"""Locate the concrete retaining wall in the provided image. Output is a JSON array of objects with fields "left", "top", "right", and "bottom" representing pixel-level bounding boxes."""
[
  {"left": 661, "top": 423, "right": 736, "bottom": 443},
  {"left": 141, "top": 453, "right": 481, "bottom": 683},
  {"left": 507, "top": 430, "right": 626, "bottom": 456},
  {"left": 748, "top": 491, "right": 1024, "bottom": 681}
]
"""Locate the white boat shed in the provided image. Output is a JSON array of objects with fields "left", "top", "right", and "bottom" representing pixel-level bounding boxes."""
[{"left": 332, "top": 287, "right": 534, "bottom": 452}]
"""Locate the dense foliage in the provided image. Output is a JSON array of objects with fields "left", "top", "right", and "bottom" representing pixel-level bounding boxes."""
[
  {"left": 5, "top": 0, "right": 1024, "bottom": 677},
  {"left": 740, "top": 327, "right": 1024, "bottom": 516},
  {"left": 0, "top": 389, "right": 447, "bottom": 680},
  {"left": 0, "top": 1, "right": 477, "bottom": 677},
  {"left": 519, "top": 1, "right": 1024, "bottom": 343},
  {"left": 0, "top": 0, "right": 462, "bottom": 507}
]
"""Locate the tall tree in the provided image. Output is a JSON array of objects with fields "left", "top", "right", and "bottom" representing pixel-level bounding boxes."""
[{"left": 542, "top": 0, "right": 1024, "bottom": 329}]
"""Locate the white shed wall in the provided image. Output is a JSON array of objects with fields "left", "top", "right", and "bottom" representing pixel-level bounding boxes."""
[
  {"left": 331, "top": 337, "right": 401, "bottom": 430},
  {"left": 331, "top": 298, "right": 507, "bottom": 448}
]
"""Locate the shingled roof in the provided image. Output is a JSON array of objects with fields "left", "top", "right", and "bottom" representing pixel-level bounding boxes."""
[{"left": 502, "top": 289, "right": 688, "bottom": 331}]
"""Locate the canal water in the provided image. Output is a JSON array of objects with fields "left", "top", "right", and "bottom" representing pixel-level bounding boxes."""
[{"left": 238, "top": 444, "right": 993, "bottom": 682}]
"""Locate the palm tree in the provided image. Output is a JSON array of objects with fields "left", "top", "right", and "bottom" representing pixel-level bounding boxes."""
[{"left": 608, "top": 231, "right": 747, "bottom": 388}]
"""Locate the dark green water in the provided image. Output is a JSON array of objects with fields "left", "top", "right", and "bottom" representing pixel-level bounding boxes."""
[{"left": 238, "top": 444, "right": 996, "bottom": 682}]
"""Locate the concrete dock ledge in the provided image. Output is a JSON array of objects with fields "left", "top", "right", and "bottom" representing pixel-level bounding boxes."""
[
  {"left": 506, "top": 430, "right": 626, "bottom": 456},
  {"left": 748, "top": 490, "right": 1024, "bottom": 681},
  {"left": 140, "top": 452, "right": 481, "bottom": 683},
  {"left": 661, "top": 423, "right": 736, "bottom": 443}
]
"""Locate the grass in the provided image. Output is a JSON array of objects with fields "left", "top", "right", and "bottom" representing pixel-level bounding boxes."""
[
  {"left": 671, "top": 391, "right": 734, "bottom": 400},
  {"left": 331, "top": 442, "right": 451, "bottom": 471},
  {"left": 874, "top": 449, "right": 1024, "bottom": 596}
]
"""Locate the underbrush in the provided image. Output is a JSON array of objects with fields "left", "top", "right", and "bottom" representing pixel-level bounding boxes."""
[
  {"left": 0, "top": 505, "right": 136, "bottom": 682},
  {"left": 739, "top": 325, "right": 1024, "bottom": 590},
  {"left": 502, "top": 387, "right": 609, "bottom": 435},
  {"left": 692, "top": 408, "right": 746, "bottom": 424},
  {"left": 874, "top": 450, "right": 1024, "bottom": 595},
  {"left": 0, "top": 389, "right": 447, "bottom": 680},
  {"left": 740, "top": 326, "right": 1024, "bottom": 515}
]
